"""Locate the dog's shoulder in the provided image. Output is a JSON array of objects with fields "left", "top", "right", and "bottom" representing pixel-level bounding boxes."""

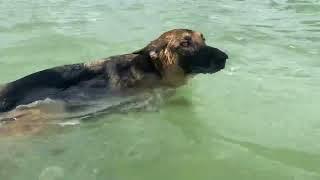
[{"left": 101, "top": 53, "right": 159, "bottom": 89}]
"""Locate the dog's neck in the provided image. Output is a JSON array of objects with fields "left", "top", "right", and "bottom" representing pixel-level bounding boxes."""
[
  {"left": 104, "top": 54, "right": 161, "bottom": 89},
  {"left": 140, "top": 50, "right": 188, "bottom": 87},
  {"left": 132, "top": 54, "right": 160, "bottom": 75},
  {"left": 154, "top": 51, "right": 188, "bottom": 87}
]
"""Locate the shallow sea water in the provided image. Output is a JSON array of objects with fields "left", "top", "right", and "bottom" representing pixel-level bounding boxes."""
[{"left": 0, "top": 0, "right": 320, "bottom": 179}]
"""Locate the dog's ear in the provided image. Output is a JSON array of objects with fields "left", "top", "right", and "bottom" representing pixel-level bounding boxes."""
[
  {"left": 132, "top": 46, "right": 158, "bottom": 60},
  {"left": 132, "top": 39, "right": 168, "bottom": 60}
]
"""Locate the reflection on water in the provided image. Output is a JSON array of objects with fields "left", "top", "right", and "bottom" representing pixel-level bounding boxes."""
[{"left": 0, "top": 0, "right": 320, "bottom": 179}]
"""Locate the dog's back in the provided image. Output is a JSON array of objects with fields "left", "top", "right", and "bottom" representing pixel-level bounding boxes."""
[
  {"left": 0, "top": 53, "right": 158, "bottom": 113},
  {"left": 0, "top": 63, "right": 104, "bottom": 112}
]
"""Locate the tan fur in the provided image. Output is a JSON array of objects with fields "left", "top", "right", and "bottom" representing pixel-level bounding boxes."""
[
  {"left": 158, "top": 44, "right": 185, "bottom": 85},
  {"left": 84, "top": 59, "right": 108, "bottom": 72},
  {"left": 139, "top": 29, "right": 206, "bottom": 82}
]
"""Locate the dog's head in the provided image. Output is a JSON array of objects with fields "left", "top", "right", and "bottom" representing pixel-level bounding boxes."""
[{"left": 133, "top": 29, "right": 228, "bottom": 81}]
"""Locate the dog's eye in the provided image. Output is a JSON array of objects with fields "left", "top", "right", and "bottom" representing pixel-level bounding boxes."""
[
  {"left": 181, "top": 35, "right": 192, "bottom": 47},
  {"left": 181, "top": 41, "right": 189, "bottom": 47}
]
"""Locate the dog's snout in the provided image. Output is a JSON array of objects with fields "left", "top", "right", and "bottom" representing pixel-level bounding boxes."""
[
  {"left": 215, "top": 49, "right": 228, "bottom": 70},
  {"left": 214, "top": 48, "right": 228, "bottom": 60}
]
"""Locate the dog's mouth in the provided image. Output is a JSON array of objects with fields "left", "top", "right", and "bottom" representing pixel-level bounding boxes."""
[{"left": 190, "top": 58, "right": 226, "bottom": 74}]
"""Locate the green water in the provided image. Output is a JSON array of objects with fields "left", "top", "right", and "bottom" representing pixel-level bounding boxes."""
[{"left": 1, "top": 0, "right": 320, "bottom": 179}]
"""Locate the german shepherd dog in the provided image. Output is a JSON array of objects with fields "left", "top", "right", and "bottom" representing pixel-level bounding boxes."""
[{"left": 0, "top": 29, "right": 228, "bottom": 116}]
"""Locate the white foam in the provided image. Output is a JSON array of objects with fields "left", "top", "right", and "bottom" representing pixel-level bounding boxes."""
[
  {"left": 39, "top": 166, "right": 64, "bottom": 180},
  {"left": 16, "top": 98, "right": 60, "bottom": 110},
  {"left": 58, "top": 119, "right": 81, "bottom": 127}
]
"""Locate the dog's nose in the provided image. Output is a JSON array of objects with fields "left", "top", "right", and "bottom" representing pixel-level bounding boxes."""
[
  {"left": 217, "top": 51, "right": 228, "bottom": 60},
  {"left": 221, "top": 50, "right": 229, "bottom": 60}
]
